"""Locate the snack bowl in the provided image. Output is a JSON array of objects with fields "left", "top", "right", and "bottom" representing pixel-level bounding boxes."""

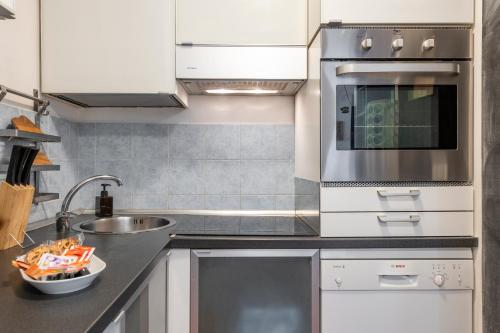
[{"left": 20, "top": 255, "right": 106, "bottom": 294}]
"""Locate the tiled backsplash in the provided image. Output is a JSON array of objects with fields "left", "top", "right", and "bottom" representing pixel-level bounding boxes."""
[
  {"left": 0, "top": 102, "right": 295, "bottom": 223},
  {"left": 77, "top": 123, "right": 295, "bottom": 211}
]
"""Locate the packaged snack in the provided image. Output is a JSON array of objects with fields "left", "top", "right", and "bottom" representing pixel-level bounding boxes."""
[
  {"left": 12, "top": 233, "right": 94, "bottom": 281},
  {"left": 37, "top": 253, "right": 79, "bottom": 270},
  {"left": 24, "top": 244, "right": 52, "bottom": 266}
]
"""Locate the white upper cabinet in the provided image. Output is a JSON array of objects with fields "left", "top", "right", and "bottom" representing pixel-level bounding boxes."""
[
  {"left": 41, "top": 0, "right": 187, "bottom": 107},
  {"left": 176, "top": 0, "right": 307, "bottom": 46},
  {"left": 0, "top": 0, "right": 15, "bottom": 19},
  {"left": 309, "top": 0, "right": 474, "bottom": 43}
]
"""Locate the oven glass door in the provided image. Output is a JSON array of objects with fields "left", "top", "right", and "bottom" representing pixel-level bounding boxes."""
[
  {"left": 336, "top": 85, "right": 457, "bottom": 150},
  {"left": 321, "top": 61, "right": 472, "bottom": 182}
]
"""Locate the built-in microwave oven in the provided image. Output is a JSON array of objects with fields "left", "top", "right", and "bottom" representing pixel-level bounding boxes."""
[{"left": 320, "top": 27, "right": 473, "bottom": 182}]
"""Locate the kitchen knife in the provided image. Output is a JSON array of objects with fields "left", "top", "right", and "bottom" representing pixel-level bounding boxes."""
[
  {"left": 20, "top": 147, "right": 39, "bottom": 185},
  {"left": 16, "top": 146, "right": 31, "bottom": 186},
  {"left": 5, "top": 145, "right": 23, "bottom": 186}
]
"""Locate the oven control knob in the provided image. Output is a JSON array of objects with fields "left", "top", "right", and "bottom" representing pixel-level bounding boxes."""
[
  {"left": 433, "top": 274, "right": 445, "bottom": 287},
  {"left": 392, "top": 38, "right": 404, "bottom": 51},
  {"left": 334, "top": 277, "right": 343, "bottom": 286},
  {"left": 361, "top": 38, "right": 373, "bottom": 50},
  {"left": 423, "top": 38, "right": 435, "bottom": 51}
]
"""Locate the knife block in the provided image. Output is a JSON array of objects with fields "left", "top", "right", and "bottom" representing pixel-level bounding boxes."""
[{"left": 0, "top": 181, "right": 35, "bottom": 250}]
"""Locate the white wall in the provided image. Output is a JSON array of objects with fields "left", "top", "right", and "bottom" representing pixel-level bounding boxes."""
[
  {"left": 0, "top": 0, "right": 40, "bottom": 107},
  {"left": 77, "top": 95, "right": 295, "bottom": 124}
]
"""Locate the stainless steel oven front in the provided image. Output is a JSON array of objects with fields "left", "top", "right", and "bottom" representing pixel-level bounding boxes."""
[{"left": 320, "top": 27, "right": 473, "bottom": 182}]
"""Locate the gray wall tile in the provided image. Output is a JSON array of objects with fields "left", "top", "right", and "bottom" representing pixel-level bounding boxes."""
[
  {"left": 240, "top": 125, "right": 275, "bottom": 159},
  {"left": 169, "top": 214, "right": 204, "bottom": 231},
  {"left": 132, "top": 123, "right": 168, "bottom": 160},
  {"left": 204, "top": 160, "right": 240, "bottom": 194},
  {"left": 240, "top": 125, "right": 294, "bottom": 160},
  {"left": 111, "top": 192, "right": 133, "bottom": 210},
  {"left": 275, "top": 125, "right": 294, "bottom": 160},
  {"left": 95, "top": 159, "right": 134, "bottom": 192},
  {"left": 0, "top": 105, "right": 296, "bottom": 223},
  {"left": 205, "top": 125, "right": 240, "bottom": 159},
  {"left": 273, "top": 161, "right": 294, "bottom": 194},
  {"left": 241, "top": 195, "right": 275, "bottom": 210},
  {"left": 240, "top": 160, "right": 277, "bottom": 194},
  {"left": 168, "top": 160, "right": 204, "bottom": 194},
  {"left": 78, "top": 123, "right": 96, "bottom": 160},
  {"left": 205, "top": 195, "right": 240, "bottom": 210},
  {"left": 48, "top": 117, "right": 78, "bottom": 160},
  {"left": 96, "top": 123, "right": 132, "bottom": 160},
  {"left": 132, "top": 159, "right": 169, "bottom": 194},
  {"left": 169, "top": 195, "right": 204, "bottom": 210},
  {"left": 132, "top": 194, "right": 168, "bottom": 209},
  {"left": 275, "top": 195, "right": 295, "bottom": 210},
  {"left": 169, "top": 125, "right": 205, "bottom": 159},
  {"left": 0, "top": 103, "right": 19, "bottom": 129},
  {"left": 241, "top": 160, "right": 294, "bottom": 195}
]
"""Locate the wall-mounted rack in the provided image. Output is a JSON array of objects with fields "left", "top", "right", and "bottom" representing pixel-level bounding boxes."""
[{"left": 0, "top": 85, "right": 60, "bottom": 204}]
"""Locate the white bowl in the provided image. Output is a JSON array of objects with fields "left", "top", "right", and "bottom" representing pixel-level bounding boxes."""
[{"left": 20, "top": 255, "right": 106, "bottom": 294}]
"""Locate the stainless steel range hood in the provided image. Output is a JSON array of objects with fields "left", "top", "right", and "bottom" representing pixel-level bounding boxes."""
[{"left": 178, "top": 79, "right": 305, "bottom": 96}]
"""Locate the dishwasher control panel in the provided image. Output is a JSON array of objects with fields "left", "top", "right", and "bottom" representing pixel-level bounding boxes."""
[{"left": 321, "top": 260, "right": 474, "bottom": 291}]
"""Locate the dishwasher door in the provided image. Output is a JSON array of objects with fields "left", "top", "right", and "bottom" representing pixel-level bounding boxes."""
[
  {"left": 190, "top": 249, "right": 319, "bottom": 333},
  {"left": 321, "top": 258, "right": 474, "bottom": 333}
]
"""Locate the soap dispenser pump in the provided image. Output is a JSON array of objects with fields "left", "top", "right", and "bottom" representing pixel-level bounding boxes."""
[{"left": 96, "top": 184, "right": 113, "bottom": 217}]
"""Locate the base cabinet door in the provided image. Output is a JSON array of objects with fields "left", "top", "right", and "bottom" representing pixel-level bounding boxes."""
[{"left": 103, "top": 251, "right": 167, "bottom": 333}]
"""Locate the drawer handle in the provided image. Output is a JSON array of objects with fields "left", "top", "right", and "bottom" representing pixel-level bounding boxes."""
[
  {"left": 377, "top": 189, "right": 421, "bottom": 197},
  {"left": 377, "top": 214, "right": 421, "bottom": 223}
]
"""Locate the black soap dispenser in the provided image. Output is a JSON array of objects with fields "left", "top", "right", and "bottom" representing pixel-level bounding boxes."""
[{"left": 96, "top": 184, "right": 113, "bottom": 217}]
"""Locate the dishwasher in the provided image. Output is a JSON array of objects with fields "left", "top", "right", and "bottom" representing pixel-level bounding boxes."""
[
  {"left": 321, "top": 248, "right": 473, "bottom": 333},
  {"left": 190, "top": 249, "right": 319, "bottom": 333}
]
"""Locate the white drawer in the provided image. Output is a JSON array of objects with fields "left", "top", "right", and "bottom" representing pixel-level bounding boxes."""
[
  {"left": 321, "top": 212, "right": 473, "bottom": 237},
  {"left": 320, "top": 186, "right": 473, "bottom": 212}
]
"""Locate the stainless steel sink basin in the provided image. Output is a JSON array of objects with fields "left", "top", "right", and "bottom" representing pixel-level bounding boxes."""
[{"left": 72, "top": 216, "right": 175, "bottom": 234}]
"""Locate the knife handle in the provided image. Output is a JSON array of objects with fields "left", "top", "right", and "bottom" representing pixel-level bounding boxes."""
[
  {"left": 6, "top": 145, "right": 22, "bottom": 186},
  {"left": 20, "top": 148, "right": 39, "bottom": 185}
]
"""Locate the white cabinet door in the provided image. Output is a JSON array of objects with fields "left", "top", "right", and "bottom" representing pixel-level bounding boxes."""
[
  {"left": 176, "top": 46, "right": 307, "bottom": 80},
  {"left": 176, "top": 0, "right": 307, "bottom": 46},
  {"left": 167, "top": 249, "right": 190, "bottom": 333},
  {"left": 41, "top": 0, "right": 177, "bottom": 95},
  {"left": 320, "top": 0, "right": 474, "bottom": 25}
]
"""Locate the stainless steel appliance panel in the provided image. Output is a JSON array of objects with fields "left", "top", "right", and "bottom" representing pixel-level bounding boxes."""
[
  {"left": 321, "top": 28, "right": 472, "bottom": 60},
  {"left": 190, "top": 249, "right": 319, "bottom": 333},
  {"left": 321, "top": 61, "right": 472, "bottom": 182}
]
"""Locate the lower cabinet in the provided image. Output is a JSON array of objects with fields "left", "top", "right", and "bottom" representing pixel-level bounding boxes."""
[{"left": 103, "top": 251, "right": 168, "bottom": 333}]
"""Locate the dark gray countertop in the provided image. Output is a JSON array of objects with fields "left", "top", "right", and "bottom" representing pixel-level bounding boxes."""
[{"left": 0, "top": 214, "right": 478, "bottom": 333}]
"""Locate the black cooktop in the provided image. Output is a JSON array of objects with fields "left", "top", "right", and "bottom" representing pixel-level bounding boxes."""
[{"left": 167, "top": 214, "right": 318, "bottom": 237}]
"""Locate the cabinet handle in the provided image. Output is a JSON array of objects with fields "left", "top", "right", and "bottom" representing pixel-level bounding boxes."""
[
  {"left": 377, "top": 189, "right": 421, "bottom": 197},
  {"left": 377, "top": 214, "right": 421, "bottom": 223}
]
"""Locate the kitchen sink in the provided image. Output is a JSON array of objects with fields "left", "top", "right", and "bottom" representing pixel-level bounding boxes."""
[{"left": 72, "top": 216, "right": 175, "bottom": 234}]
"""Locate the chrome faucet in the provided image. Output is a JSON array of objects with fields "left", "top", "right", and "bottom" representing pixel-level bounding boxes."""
[{"left": 56, "top": 175, "right": 124, "bottom": 233}]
